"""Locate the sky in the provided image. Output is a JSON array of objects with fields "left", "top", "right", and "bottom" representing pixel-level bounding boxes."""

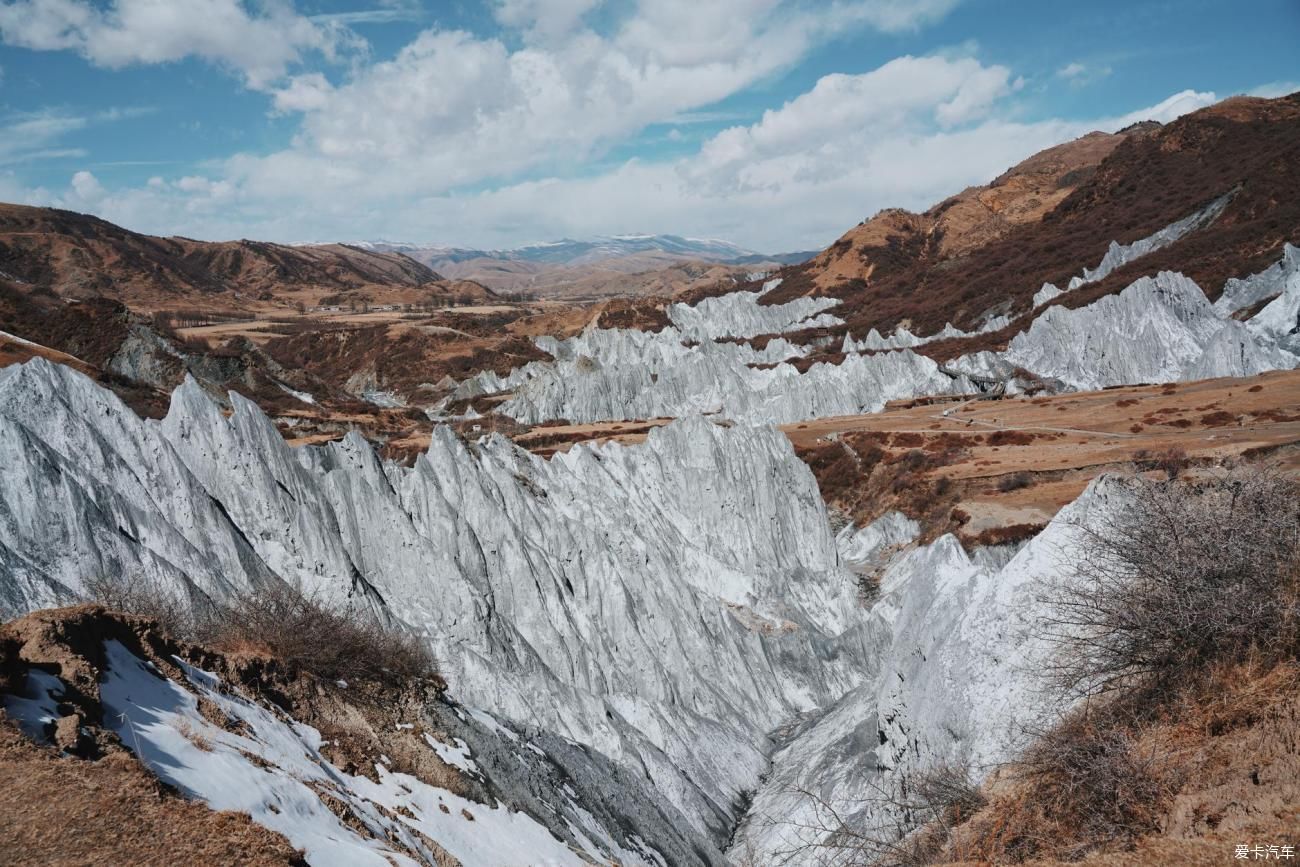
[{"left": 0, "top": 0, "right": 1296, "bottom": 252}]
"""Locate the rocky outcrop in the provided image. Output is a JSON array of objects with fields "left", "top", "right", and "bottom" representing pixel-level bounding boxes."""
[
  {"left": 451, "top": 278, "right": 970, "bottom": 425},
  {"left": 0, "top": 358, "right": 875, "bottom": 855},
  {"left": 731, "top": 479, "right": 1119, "bottom": 863},
  {"left": 667, "top": 278, "right": 843, "bottom": 340},
  {"left": 497, "top": 343, "right": 971, "bottom": 425},
  {"left": 1216, "top": 242, "right": 1300, "bottom": 316},
  {"left": 977, "top": 268, "right": 1298, "bottom": 391}
]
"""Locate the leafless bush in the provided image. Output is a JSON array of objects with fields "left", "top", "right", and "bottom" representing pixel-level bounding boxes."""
[
  {"left": 1130, "top": 446, "right": 1189, "bottom": 479},
  {"left": 217, "top": 584, "right": 438, "bottom": 687},
  {"left": 906, "top": 762, "right": 988, "bottom": 829},
  {"left": 768, "top": 761, "right": 987, "bottom": 867},
  {"left": 83, "top": 575, "right": 438, "bottom": 688},
  {"left": 1043, "top": 470, "right": 1300, "bottom": 699},
  {"left": 83, "top": 572, "right": 213, "bottom": 637},
  {"left": 994, "top": 709, "right": 1179, "bottom": 861},
  {"left": 997, "top": 471, "right": 1033, "bottom": 493}
]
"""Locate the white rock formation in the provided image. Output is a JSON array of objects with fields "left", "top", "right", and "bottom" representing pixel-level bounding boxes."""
[
  {"left": 1215, "top": 243, "right": 1300, "bottom": 316},
  {"left": 1083, "top": 191, "right": 1234, "bottom": 285},
  {"left": 667, "top": 278, "right": 843, "bottom": 340},
  {"left": 1032, "top": 191, "right": 1235, "bottom": 310},
  {"left": 732, "top": 479, "right": 1122, "bottom": 863},
  {"left": 498, "top": 345, "right": 973, "bottom": 425},
  {"left": 997, "top": 270, "right": 1296, "bottom": 390},
  {"left": 450, "top": 276, "right": 947, "bottom": 427},
  {"left": 0, "top": 358, "right": 876, "bottom": 854},
  {"left": 835, "top": 512, "right": 919, "bottom": 574},
  {"left": 840, "top": 315, "right": 1010, "bottom": 355},
  {"left": 1243, "top": 251, "right": 1300, "bottom": 354}
]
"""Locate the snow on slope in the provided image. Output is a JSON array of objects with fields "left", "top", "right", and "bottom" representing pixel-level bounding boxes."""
[
  {"left": 733, "top": 479, "right": 1122, "bottom": 863},
  {"left": 99, "top": 640, "right": 590, "bottom": 867},
  {"left": 0, "top": 358, "right": 875, "bottom": 853}
]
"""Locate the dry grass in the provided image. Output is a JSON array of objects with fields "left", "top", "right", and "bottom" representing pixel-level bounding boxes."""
[{"left": 0, "top": 724, "right": 303, "bottom": 865}]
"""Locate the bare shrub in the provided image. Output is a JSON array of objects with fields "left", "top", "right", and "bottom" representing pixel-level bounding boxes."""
[
  {"left": 1043, "top": 470, "right": 1300, "bottom": 699},
  {"left": 987, "top": 430, "right": 1035, "bottom": 447},
  {"left": 1130, "top": 446, "right": 1189, "bottom": 479},
  {"left": 214, "top": 584, "right": 439, "bottom": 688},
  {"left": 83, "top": 575, "right": 438, "bottom": 688},
  {"left": 962, "top": 708, "right": 1178, "bottom": 863},
  {"left": 906, "top": 762, "right": 988, "bottom": 830},
  {"left": 770, "top": 761, "right": 987, "bottom": 867},
  {"left": 996, "top": 471, "right": 1033, "bottom": 493},
  {"left": 83, "top": 572, "right": 213, "bottom": 637}
]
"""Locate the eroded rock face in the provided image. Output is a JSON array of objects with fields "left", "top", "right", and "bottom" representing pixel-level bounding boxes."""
[
  {"left": 731, "top": 480, "right": 1120, "bottom": 863},
  {"left": 997, "top": 270, "right": 1297, "bottom": 391},
  {"left": 667, "top": 278, "right": 843, "bottom": 341},
  {"left": 450, "top": 275, "right": 974, "bottom": 426},
  {"left": 0, "top": 606, "right": 708, "bottom": 867},
  {"left": 499, "top": 341, "right": 972, "bottom": 426},
  {"left": 0, "top": 358, "right": 873, "bottom": 851},
  {"left": 1216, "top": 243, "right": 1300, "bottom": 317}
]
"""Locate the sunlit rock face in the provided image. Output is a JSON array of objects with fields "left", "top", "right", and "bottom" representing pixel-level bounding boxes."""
[
  {"left": 999, "top": 270, "right": 1296, "bottom": 390},
  {"left": 667, "top": 278, "right": 843, "bottom": 340},
  {"left": 450, "top": 275, "right": 975, "bottom": 427},
  {"left": 499, "top": 343, "right": 973, "bottom": 425},
  {"left": 731, "top": 480, "right": 1123, "bottom": 864},
  {"left": 0, "top": 358, "right": 874, "bottom": 850}
]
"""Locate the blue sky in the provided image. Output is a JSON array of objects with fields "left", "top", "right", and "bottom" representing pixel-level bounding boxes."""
[{"left": 0, "top": 0, "right": 1295, "bottom": 251}]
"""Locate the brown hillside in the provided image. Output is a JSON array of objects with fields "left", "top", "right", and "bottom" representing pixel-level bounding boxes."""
[
  {"left": 764, "top": 93, "right": 1300, "bottom": 342},
  {"left": 0, "top": 203, "right": 443, "bottom": 306}
]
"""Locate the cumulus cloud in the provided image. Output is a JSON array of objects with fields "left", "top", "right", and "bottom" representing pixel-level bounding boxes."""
[
  {"left": 685, "top": 55, "right": 1018, "bottom": 193},
  {"left": 1, "top": 0, "right": 1245, "bottom": 253},
  {"left": 1248, "top": 80, "right": 1300, "bottom": 99},
  {"left": 32, "top": 67, "right": 1231, "bottom": 253},
  {"left": 1110, "top": 89, "right": 1218, "bottom": 126},
  {"left": 0, "top": 0, "right": 350, "bottom": 88}
]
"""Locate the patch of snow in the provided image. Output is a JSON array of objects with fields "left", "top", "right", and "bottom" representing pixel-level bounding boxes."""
[
  {"left": 101, "top": 639, "right": 591, "bottom": 867},
  {"left": 424, "top": 732, "right": 479, "bottom": 776},
  {"left": 1, "top": 669, "right": 65, "bottom": 742}
]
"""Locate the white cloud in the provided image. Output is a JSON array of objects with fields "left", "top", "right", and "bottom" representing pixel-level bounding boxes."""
[
  {"left": 1110, "top": 88, "right": 1217, "bottom": 126},
  {"left": 69, "top": 169, "right": 103, "bottom": 200},
  {"left": 31, "top": 67, "right": 1233, "bottom": 254},
  {"left": 685, "top": 55, "right": 1017, "bottom": 193},
  {"left": 1055, "top": 60, "right": 1112, "bottom": 88},
  {"left": 0, "top": 106, "right": 148, "bottom": 165},
  {"left": 0, "top": 0, "right": 350, "bottom": 88},
  {"left": 492, "top": 0, "right": 604, "bottom": 40},
  {"left": 4, "top": 0, "right": 1242, "bottom": 254},
  {"left": 1248, "top": 81, "right": 1300, "bottom": 99}
]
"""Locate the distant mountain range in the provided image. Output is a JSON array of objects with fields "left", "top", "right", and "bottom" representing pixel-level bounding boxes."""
[
  {"left": 354, "top": 234, "right": 816, "bottom": 268},
  {"left": 349, "top": 235, "right": 817, "bottom": 298}
]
